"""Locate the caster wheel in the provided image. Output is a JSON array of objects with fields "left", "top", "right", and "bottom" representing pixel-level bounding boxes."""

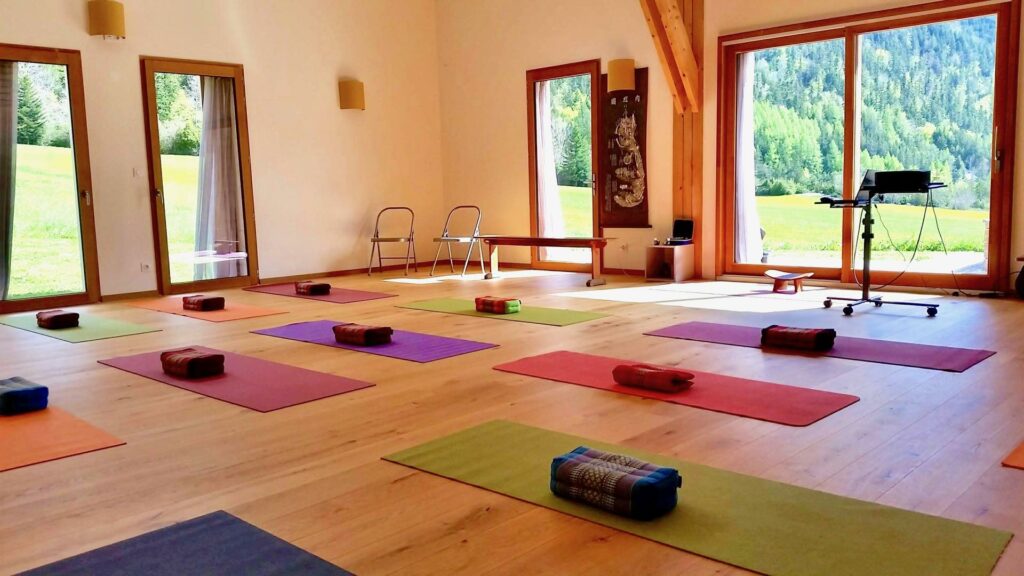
[
  {"left": 843, "top": 306, "right": 854, "bottom": 316},
  {"left": 874, "top": 301, "right": 883, "bottom": 307},
  {"left": 824, "top": 300, "right": 833, "bottom": 309},
  {"left": 927, "top": 307, "right": 938, "bottom": 317}
]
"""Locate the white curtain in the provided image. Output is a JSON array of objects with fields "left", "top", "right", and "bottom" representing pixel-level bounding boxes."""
[
  {"left": 0, "top": 62, "right": 17, "bottom": 299},
  {"left": 535, "top": 80, "right": 568, "bottom": 261},
  {"left": 194, "top": 76, "right": 247, "bottom": 280},
  {"left": 735, "top": 52, "right": 764, "bottom": 264}
]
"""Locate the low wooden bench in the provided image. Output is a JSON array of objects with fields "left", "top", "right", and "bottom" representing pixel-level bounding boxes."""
[{"left": 764, "top": 270, "right": 813, "bottom": 294}]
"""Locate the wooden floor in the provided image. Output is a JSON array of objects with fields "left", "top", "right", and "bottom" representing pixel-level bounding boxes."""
[{"left": 2, "top": 270, "right": 1023, "bottom": 575}]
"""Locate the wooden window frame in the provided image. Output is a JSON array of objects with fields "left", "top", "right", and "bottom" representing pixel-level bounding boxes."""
[
  {"left": 140, "top": 57, "right": 260, "bottom": 295},
  {"left": 716, "top": 1, "right": 1020, "bottom": 291},
  {"left": 0, "top": 43, "right": 101, "bottom": 313},
  {"left": 526, "top": 59, "right": 602, "bottom": 273}
]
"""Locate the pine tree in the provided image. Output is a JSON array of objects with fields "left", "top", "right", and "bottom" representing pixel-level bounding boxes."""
[{"left": 17, "top": 75, "right": 46, "bottom": 145}]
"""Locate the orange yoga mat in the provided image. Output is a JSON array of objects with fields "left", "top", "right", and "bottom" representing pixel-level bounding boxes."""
[
  {"left": 126, "top": 297, "right": 287, "bottom": 322},
  {"left": 0, "top": 408, "right": 124, "bottom": 472},
  {"left": 1002, "top": 442, "right": 1024, "bottom": 470}
]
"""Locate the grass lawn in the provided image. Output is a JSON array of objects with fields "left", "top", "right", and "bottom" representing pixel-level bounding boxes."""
[
  {"left": 558, "top": 186, "right": 593, "bottom": 237},
  {"left": 161, "top": 153, "right": 200, "bottom": 284}
]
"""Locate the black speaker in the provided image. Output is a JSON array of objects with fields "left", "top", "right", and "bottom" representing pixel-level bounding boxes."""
[{"left": 673, "top": 219, "right": 694, "bottom": 240}]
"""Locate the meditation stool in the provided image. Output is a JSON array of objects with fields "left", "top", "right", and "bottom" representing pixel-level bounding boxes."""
[
  {"left": 551, "top": 446, "right": 681, "bottom": 520},
  {"left": 765, "top": 269, "right": 813, "bottom": 294},
  {"left": 0, "top": 377, "right": 49, "bottom": 415}
]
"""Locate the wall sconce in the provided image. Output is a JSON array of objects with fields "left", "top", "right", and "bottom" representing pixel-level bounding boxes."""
[
  {"left": 338, "top": 80, "right": 365, "bottom": 110},
  {"left": 88, "top": 0, "right": 126, "bottom": 40},
  {"left": 607, "top": 59, "right": 636, "bottom": 92}
]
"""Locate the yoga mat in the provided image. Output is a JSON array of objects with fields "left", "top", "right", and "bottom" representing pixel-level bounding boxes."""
[
  {"left": 385, "top": 420, "right": 1012, "bottom": 576},
  {"left": 0, "top": 313, "right": 160, "bottom": 343},
  {"left": 646, "top": 321, "right": 995, "bottom": 373},
  {"left": 125, "top": 297, "right": 286, "bottom": 322},
  {"left": 399, "top": 298, "right": 606, "bottom": 326},
  {"left": 21, "top": 510, "right": 352, "bottom": 575},
  {"left": 1002, "top": 441, "right": 1024, "bottom": 470},
  {"left": 0, "top": 408, "right": 124, "bottom": 472},
  {"left": 494, "top": 351, "right": 858, "bottom": 426},
  {"left": 98, "top": 346, "right": 373, "bottom": 412},
  {"left": 253, "top": 320, "right": 497, "bottom": 363},
  {"left": 245, "top": 283, "right": 396, "bottom": 304}
]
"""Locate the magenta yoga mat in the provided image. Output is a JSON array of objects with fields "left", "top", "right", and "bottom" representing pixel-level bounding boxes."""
[
  {"left": 253, "top": 320, "right": 498, "bottom": 363},
  {"left": 99, "top": 346, "right": 374, "bottom": 412},
  {"left": 244, "top": 283, "right": 395, "bottom": 304},
  {"left": 645, "top": 321, "right": 995, "bottom": 373}
]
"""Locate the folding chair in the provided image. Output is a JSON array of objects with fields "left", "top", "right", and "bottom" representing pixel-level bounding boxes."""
[
  {"left": 368, "top": 207, "right": 417, "bottom": 276},
  {"left": 430, "top": 205, "right": 485, "bottom": 276}
]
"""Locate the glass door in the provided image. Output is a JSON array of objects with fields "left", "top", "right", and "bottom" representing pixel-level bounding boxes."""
[
  {"left": 527, "top": 61, "right": 600, "bottom": 269},
  {"left": 0, "top": 44, "right": 99, "bottom": 313},
  {"left": 141, "top": 58, "right": 258, "bottom": 294}
]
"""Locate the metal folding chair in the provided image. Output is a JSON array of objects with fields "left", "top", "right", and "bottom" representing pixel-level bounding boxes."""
[
  {"left": 430, "top": 205, "right": 485, "bottom": 276},
  {"left": 368, "top": 207, "right": 417, "bottom": 276}
]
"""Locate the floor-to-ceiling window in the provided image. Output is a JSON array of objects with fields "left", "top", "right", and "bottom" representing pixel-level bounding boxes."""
[
  {"left": 720, "top": 3, "right": 1017, "bottom": 291},
  {"left": 0, "top": 44, "right": 99, "bottom": 313}
]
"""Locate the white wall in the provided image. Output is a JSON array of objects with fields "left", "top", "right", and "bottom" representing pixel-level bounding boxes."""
[
  {"left": 435, "top": 0, "right": 675, "bottom": 270},
  {"left": 0, "top": 0, "right": 445, "bottom": 295},
  {"left": 702, "top": 0, "right": 1024, "bottom": 281}
]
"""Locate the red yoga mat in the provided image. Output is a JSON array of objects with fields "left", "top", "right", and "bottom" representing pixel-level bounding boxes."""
[
  {"left": 99, "top": 346, "right": 373, "bottom": 412},
  {"left": 645, "top": 321, "right": 995, "bottom": 373},
  {"left": 244, "top": 283, "right": 395, "bottom": 304},
  {"left": 494, "top": 351, "right": 859, "bottom": 426}
]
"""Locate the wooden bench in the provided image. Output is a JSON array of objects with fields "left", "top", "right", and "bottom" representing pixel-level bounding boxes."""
[
  {"left": 765, "top": 270, "right": 813, "bottom": 294},
  {"left": 476, "top": 235, "right": 612, "bottom": 287}
]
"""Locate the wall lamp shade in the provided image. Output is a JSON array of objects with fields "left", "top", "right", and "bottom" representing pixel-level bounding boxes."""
[
  {"left": 88, "top": 0, "right": 126, "bottom": 39},
  {"left": 607, "top": 59, "right": 636, "bottom": 92},
  {"left": 338, "top": 80, "right": 365, "bottom": 110}
]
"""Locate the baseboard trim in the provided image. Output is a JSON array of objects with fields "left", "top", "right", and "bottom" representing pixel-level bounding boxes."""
[
  {"left": 101, "top": 289, "right": 160, "bottom": 302},
  {"left": 258, "top": 261, "right": 533, "bottom": 285}
]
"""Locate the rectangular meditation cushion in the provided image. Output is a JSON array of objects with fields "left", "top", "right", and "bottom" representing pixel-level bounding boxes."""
[
  {"left": 333, "top": 324, "right": 393, "bottom": 346},
  {"left": 474, "top": 296, "right": 521, "bottom": 314},
  {"left": 0, "top": 377, "right": 49, "bottom": 415},
  {"left": 551, "top": 446, "right": 681, "bottom": 520},
  {"left": 761, "top": 325, "right": 837, "bottom": 352},
  {"left": 612, "top": 364, "right": 694, "bottom": 393},
  {"left": 182, "top": 295, "right": 225, "bottom": 312},
  {"left": 36, "top": 310, "right": 80, "bottom": 329},
  {"left": 160, "top": 348, "right": 226, "bottom": 379},
  {"left": 296, "top": 281, "right": 332, "bottom": 296}
]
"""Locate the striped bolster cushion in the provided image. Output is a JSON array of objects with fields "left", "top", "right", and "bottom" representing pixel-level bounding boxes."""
[
  {"left": 550, "top": 446, "right": 681, "bottom": 520},
  {"left": 474, "top": 296, "right": 521, "bottom": 314},
  {"left": 182, "top": 295, "right": 225, "bottom": 311},
  {"left": 0, "top": 377, "right": 49, "bottom": 415},
  {"left": 333, "top": 324, "right": 393, "bottom": 346},
  {"left": 160, "top": 348, "right": 225, "bottom": 379},
  {"left": 761, "top": 325, "right": 837, "bottom": 351},
  {"left": 612, "top": 364, "right": 695, "bottom": 393},
  {"left": 296, "top": 281, "right": 332, "bottom": 296},
  {"left": 36, "top": 310, "right": 80, "bottom": 329}
]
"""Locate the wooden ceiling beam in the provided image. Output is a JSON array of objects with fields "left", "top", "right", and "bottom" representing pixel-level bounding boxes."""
[{"left": 639, "top": 0, "right": 701, "bottom": 112}]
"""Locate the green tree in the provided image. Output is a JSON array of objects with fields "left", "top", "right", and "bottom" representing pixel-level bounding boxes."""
[{"left": 17, "top": 76, "right": 46, "bottom": 145}]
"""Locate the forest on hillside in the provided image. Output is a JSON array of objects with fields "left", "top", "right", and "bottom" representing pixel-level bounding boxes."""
[{"left": 752, "top": 14, "right": 997, "bottom": 210}]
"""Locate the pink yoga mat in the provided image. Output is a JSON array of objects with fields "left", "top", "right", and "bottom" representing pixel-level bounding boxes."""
[
  {"left": 99, "top": 346, "right": 373, "bottom": 412},
  {"left": 244, "top": 283, "right": 395, "bottom": 304},
  {"left": 645, "top": 321, "right": 995, "bottom": 373},
  {"left": 495, "top": 351, "right": 859, "bottom": 426}
]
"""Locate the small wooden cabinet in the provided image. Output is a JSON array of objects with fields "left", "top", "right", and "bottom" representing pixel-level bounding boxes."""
[{"left": 645, "top": 244, "right": 695, "bottom": 283}]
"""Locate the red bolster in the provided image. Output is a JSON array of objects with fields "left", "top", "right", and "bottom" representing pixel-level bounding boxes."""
[
  {"left": 296, "top": 281, "right": 332, "bottom": 296},
  {"left": 333, "top": 324, "right": 393, "bottom": 346},
  {"left": 160, "top": 348, "right": 225, "bottom": 379},
  {"left": 36, "top": 310, "right": 80, "bottom": 329},
  {"left": 612, "top": 364, "right": 695, "bottom": 393},
  {"left": 182, "top": 295, "right": 225, "bottom": 311}
]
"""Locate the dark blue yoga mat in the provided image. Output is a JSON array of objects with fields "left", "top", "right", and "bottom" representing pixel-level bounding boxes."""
[{"left": 19, "top": 511, "right": 352, "bottom": 575}]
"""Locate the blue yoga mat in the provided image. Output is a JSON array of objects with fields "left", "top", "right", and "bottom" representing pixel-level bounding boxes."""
[{"left": 20, "top": 511, "right": 351, "bottom": 575}]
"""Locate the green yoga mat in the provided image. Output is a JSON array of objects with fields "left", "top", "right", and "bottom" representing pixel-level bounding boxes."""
[
  {"left": 0, "top": 313, "right": 160, "bottom": 343},
  {"left": 399, "top": 298, "right": 606, "bottom": 326},
  {"left": 385, "top": 420, "right": 1012, "bottom": 576}
]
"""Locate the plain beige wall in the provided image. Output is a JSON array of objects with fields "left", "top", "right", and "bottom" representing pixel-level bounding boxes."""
[
  {"left": 435, "top": 0, "right": 675, "bottom": 270},
  {"left": 703, "top": 0, "right": 1024, "bottom": 281},
  {"left": 0, "top": 0, "right": 445, "bottom": 295}
]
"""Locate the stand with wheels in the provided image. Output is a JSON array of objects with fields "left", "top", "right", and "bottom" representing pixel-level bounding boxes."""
[{"left": 819, "top": 171, "right": 945, "bottom": 317}]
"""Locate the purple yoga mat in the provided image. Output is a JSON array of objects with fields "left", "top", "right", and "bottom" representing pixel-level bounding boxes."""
[
  {"left": 253, "top": 320, "right": 497, "bottom": 363},
  {"left": 244, "top": 283, "right": 395, "bottom": 304},
  {"left": 645, "top": 321, "right": 995, "bottom": 373},
  {"left": 99, "top": 346, "right": 374, "bottom": 412}
]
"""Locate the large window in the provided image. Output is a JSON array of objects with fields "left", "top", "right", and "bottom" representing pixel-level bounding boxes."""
[{"left": 720, "top": 3, "right": 1017, "bottom": 290}]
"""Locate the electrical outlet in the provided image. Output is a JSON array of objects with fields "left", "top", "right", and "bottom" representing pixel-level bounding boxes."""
[
  {"left": 140, "top": 262, "right": 151, "bottom": 272},
  {"left": 620, "top": 242, "right": 630, "bottom": 252}
]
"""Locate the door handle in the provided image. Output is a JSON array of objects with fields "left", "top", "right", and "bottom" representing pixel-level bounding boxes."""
[
  {"left": 80, "top": 190, "right": 92, "bottom": 206},
  {"left": 154, "top": 188, "right": 163, "bottom": 201}
]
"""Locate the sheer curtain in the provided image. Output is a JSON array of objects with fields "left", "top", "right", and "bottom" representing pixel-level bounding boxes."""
[
  {"left": 0, "top": 62, "right": 17, "bottom": 299},
  {"left": 735, "top": 51, "right": 764, "bottom": 264},
  {"left": 194, "top": 76, "right": 247, "bottom": 281},
  {"left": 535, "top": 80, "right": 566, "bottom": 261}
]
